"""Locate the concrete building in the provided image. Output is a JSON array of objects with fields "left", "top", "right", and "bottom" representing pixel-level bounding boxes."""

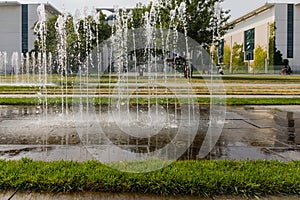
[
  {"left": 0, "top": 1, "right": 60, "bottom": 65},
  {"left": 223, "top": 3, "right": 300, "bottom": 73}
]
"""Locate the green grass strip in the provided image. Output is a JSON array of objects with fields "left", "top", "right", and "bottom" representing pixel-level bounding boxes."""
[
  {"left": 0, "top": 98, "right": 67, "bottom": 105},
  {"left": 226, "top": 97, "right": 300, "bottom": 105},
  {"left": 0, "top": 97, "right": 299, "bottom": 106},
  {"left": 0, "top": 159, "right": 300, "bottom": 196},
  {"left": 220, "top": 75, "right": 300, "bottom": 83}
]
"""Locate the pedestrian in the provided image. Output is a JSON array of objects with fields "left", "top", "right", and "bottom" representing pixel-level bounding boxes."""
[
  {"left": 218, "top": 66, "right": 224, "bottom": 75},
  {"left": 282, "top": 59, "right": 293, "bottom": 75},
  {"left": 282, "top": 65, "right": 287, "bottom": 75},
  {"left": 287, "top": 65, "right": 293, "bottom": 75}
]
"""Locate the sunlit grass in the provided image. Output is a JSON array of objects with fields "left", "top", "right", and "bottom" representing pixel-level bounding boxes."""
[
  {"left": 0, "top": 74, "right": 300, "bottom": 105},
  {"left": 0, "top": 158, "right": 300, "bottom": 196}
]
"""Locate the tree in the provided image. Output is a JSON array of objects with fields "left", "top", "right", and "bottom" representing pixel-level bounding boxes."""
[
  {"left": 231, "top": 43, "right": 246, "bottom": 72},
  {"left": 183, "top": 0, "right": 232, "bottom": 45},
  {"left": 274, "top": 49, "right": 283, "bottom": 66},
  {"left": 223, "top": 44, "right": 231, "bottom": 67},
  {"left": 129, "top": 3, "right": 153, "bottom": 29},
  {"left": 130, "top": 0, "right": 232, "bottom": 46},
  {"left": 37, "top": 0, "right": 233, "bottom": 75},
  {"left": 268, "top": 22, "right": 283, "bottom": 67},
  {"left": 34, "top": 12, "right": 111, "bottom": 73},
  {"left": 253, "top": 45, "right": 267, "bottom": 71},
  {"left": 126, "top": 0, "right": 233, "bottom": 75}
]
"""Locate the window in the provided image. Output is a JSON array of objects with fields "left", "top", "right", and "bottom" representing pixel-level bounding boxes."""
[
  {"left": 287, "top": 4, "right": 294, "bottom": 58},
  {"left": 218, "top": 39, "right": 224, "bottom": 64},
  {"left": 244, "top": 28, "right": 255, "bottom": 60},
  {"left": 22, "top": 4, "right": 28, "bottom": 53}
]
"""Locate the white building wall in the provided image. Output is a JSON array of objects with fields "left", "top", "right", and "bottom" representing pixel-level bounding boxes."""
[
  {"left": 224, "top": 32, "right": 243, "bottom": 46},
  {"left": 255, "top": 23, "right": 269, "bottom": 51},
  {"left": 28, "top": 4, "right": 39, "bottom": 52},
  {"left": 0, "top": 3, "right": 22, "bottom": 56},
  {"left": 224, "top": 5, "right": 275, "bottom": 64},
  {"left": 223, "top": 3, "right": 300, "bottom": 73},
  {"left": 294, "top": 4, "right": 300, "bottom": 68},
  {"left": 274, "top": 4, "right": 288, "bottom": 63},
  {"left": 0, "top": 2, "right": 59, "bottom": 73},
  {"left": 226, "top": 7, "right": 275, "bottom": 36}
]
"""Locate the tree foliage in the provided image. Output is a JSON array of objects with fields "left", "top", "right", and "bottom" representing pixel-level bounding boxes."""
[
  {"left": 253, "top": 45, "right": 267, "bottom": 70},
  {"left": 34, "top": 12, "right": 111, "bottom": 73},
  {"left": 231, "top": 43, "right": 246, "bottom": 72},
  {"left": 223, "top": 44, "right": 231, "bottom": 68},
  {"left": 130, "top": 0, "right": 232, "bottom": 46},
  {"left": 268, "top": 22, "right": 283, "bottom": 67},
  {"left": 221, "top": 43, "right": 247, "bottom": 72},
  {"left": 35, "top": 0, "right": 233, "bottom": 74}
]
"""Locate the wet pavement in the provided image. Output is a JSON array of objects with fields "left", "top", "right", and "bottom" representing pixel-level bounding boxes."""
[
  {"left": 0, "top": 105, "right": 299, "bottom": 162},
  {"left": 212, "top": 105, "right": 300, "bottom": 161},
  {"left": 1, "top": 105, "right": 300, "bottom": 199},
  {"left": 1, "top": 191, "right": 300, "bottom": 200},
  {"left": 0, "top": 191, "right": 299, "bottom": 200}
]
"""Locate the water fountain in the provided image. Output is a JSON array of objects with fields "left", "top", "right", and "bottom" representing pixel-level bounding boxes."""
[{"left": 0, "top": 1, "right": 226, "bottom": 173}]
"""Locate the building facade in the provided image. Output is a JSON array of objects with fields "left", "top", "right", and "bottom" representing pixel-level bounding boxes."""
[
  {"left": 0, "top": 1, "right": 59, "bottom": 70},
  {"left": 223, "top": 3, "right": 300, "bottom": 73}
]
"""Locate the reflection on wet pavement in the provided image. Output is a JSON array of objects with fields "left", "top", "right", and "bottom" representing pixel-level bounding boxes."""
[
  {"left": 0, "top": 105, "right": 300, "bottom": 161},
  {"left": 216, "top": 106, "right": 300, "bottom": 161}
]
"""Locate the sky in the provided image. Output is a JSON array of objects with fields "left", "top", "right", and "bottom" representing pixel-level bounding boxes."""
[{"left": 5, "top": 0, "right": 300, "bottom": 20}]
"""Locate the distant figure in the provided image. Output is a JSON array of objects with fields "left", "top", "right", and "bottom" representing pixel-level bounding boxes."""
[
  {"left": 282, "top": 59, "right": 293, "bottom": 75},
  {"left": 184, "top": 64, "right": 193, "bottom": 78},
  {"left": 201, "top": 65, "right": 206, "bottom": 74},
  {"left": 287, "top": 65, "right": 293, "bottom": 75},
  {"left": 282, "top": 65, "right": 287, "bottom": 75},
  {"left": 217, "top": 66, "right": 224, "bottom": 75},
  {"left": 165, "top": 55, "right": 193, "bottom": 78}
]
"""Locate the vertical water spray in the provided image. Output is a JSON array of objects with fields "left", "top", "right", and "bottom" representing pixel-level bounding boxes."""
[
  {"left": 144, "top": 1, "right": 161, "bottom": 153},
  {"left": 178, "top": 2, "right": 193, "bottom": 129},
  {"left": 143, "top": 5, "right": 153, "bottom": 120},
  {"left": 73, "top": 9, "right": 84, "bottom": 114},
  {"left": 48, "top": 52, "right": 52, "bottom": 84},
  {"left": 34, "top": 4, "right": 49, "bottom": 155},
  {"left": 31, "top": 52, "right": 36, "bottom": 82},
  {"left": 71, "top": 0, "right": 226, "bottom": 172},
  {"left": 83, "top": 7, "right": 91, "bottom": 117},
  {"left": 198, "top": 1, "right": 227, "bottom": 159},
  {"left": 55, "top": 14, "right": 68, "bottom": 114},
  {"left": 0, "top": 52, "right": 2, "bottom": 82},
  {"left": 4, "top": 52, "right": 7, "bottom": 81},
  {"left": 34, "top": 4, "right": 48, "bottom": 85},
  {"left": 11, "top": 52, "right": 19, "bottom": 84},
  {"left": 34, "top": 4, "right": 48, "bottom": 101},
  {"left": 91, "top": 8, "right": 101, "bottom": 80},
  {"left": 20, "top": 53, "right": 26, "bottom": 83},
  {"left": 25, "top": 52, "right": 30, "bottom": 84},
  {"left": 0, "top": 52, "right": 8, "bottom": 82}
]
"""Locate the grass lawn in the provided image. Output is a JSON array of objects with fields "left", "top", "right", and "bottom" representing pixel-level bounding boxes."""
[
  {"left": 0, "top": 75, "right": 299, "bottom": 105},
  {"left": 0, "top": 158, "right": 300, "bottom": 197}
]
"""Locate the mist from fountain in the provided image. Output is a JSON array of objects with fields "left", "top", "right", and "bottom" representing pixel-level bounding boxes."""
[
  {"left": 0, "top": 1, "right": 226, "bottom": 173},
  {"left": 69, "top": 0, "right": 225, "bottom": 173}
]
